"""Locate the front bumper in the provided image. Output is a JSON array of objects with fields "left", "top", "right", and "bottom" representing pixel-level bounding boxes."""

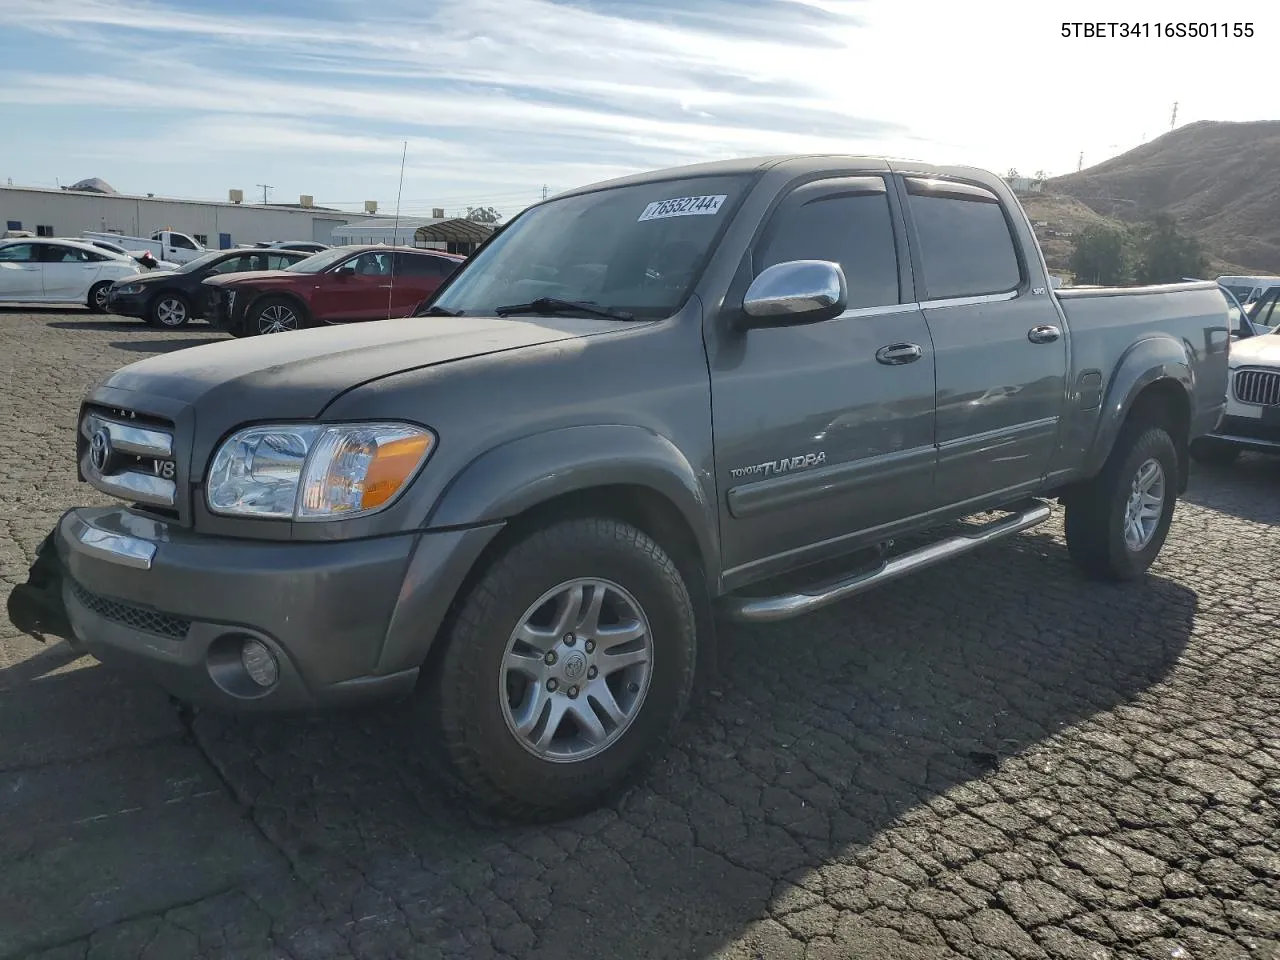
[
  {"left": 11, "top": 506, "right": 502, "bottom": 712},
  {"left": 105, "top": 289, "right": 151, "bottom": 320}
]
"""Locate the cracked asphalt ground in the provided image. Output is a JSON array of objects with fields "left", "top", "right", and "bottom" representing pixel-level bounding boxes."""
[{"left": 1, "top": 308, "right": 1278, "bottom": 960}]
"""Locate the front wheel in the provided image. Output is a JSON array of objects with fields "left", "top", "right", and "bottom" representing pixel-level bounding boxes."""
[
  {"left": 248, "top": 296, "right": 306, "bottom": 336},
  {"left": 1064, "top": 424, "right": 1179, "bottom": 581},
  {"left": 148, "top": 293, "right": 191, "bottom": 328},
  {"left": 428, "top": 517, "right": 697, "bottom": 822}
]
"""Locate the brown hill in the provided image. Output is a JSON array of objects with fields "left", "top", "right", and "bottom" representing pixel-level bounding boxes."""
[{"left": 1045, "top": 120, "right": 1280, "bottom": 273}]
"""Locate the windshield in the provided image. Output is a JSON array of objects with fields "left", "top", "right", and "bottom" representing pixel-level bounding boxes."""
[
  {"left": 284, "top": 247, "right": 357, "bottom": 273},
  {"left": 432, "top": 174, "right": 751, "bottom": 319},
  {"left": 1221, "top": 284, "right": 1254, "bottom": 301},
  {"left": 178, "top": 250, "right": 234, "bottom": 273}
]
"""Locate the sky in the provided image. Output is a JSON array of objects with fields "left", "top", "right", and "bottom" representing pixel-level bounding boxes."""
[{"left": 0, "top": 0, "right": 1274, "bottom": 219}]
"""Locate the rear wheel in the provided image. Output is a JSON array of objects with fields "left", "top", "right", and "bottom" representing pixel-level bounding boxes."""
[
  {"left": 148, "top": 292, "right": 190, "bottom": 329},
  {"left": 87, "top": 282, "right": 111, "bottom": 313},
  {"left": 1189, "top": 437, "right": 1240, "bottom": 466},
  {"left": 427, "top": 517, "right": 697, "bottom": 822},
  {"left": 249, "top": 297, "right": 306, "bottom": 336},
  {"left": 1064, "top": 423, "right": 1179, "bottom": 581}
]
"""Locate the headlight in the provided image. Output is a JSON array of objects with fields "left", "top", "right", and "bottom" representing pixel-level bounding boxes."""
[
  {"left": 206, "top": 422, "right": 435, "bottom": 520},
  {"left": 114, "top": 283, "right": 143, "bottom": 295}
]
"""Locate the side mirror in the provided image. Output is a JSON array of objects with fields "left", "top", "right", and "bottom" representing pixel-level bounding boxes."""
[
  {"left": 740, "top": 260, "right": 847, "bottom": 329},
  {"left": 334, "top": 265, "right": 356, "bottom": 277}
]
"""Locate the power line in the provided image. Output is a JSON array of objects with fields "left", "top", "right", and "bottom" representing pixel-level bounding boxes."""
[{"left": 256, "top": 184, "right": 274, "bottom": 204}]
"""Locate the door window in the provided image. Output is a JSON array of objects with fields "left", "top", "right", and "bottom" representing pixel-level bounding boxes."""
[
  {"left": 395, "top": 253, "right": 455, "bottom": 277},
  {"left": 345, "top": 252, "right": 393, "bottom": 276},
  {"left": 209, "top": 254, "right": 261, "bottom": 274},
  {"left": 755, "top": 178, "right": 900, "bottom": 309},
  {"left": 0, "top": 243, "right": 37, "bottom": 262},
  {"left": 166, "top": 233, "right": 198, "bottom": 250},
  {"left": 904, "top": 179, "right": 1022, "bottom": 300},
  {"left": 1250, "top": 290, "right": 1280, "bottom": 332}
]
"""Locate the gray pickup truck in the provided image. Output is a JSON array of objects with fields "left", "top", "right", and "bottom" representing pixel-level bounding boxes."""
[{"left": 10, "top": 156, "right": 1229, "bottom": 821}]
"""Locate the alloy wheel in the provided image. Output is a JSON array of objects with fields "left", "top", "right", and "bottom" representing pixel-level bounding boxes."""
[
  {"left": 499, "top": 577, "right": 654, "bottom": 763},
  {"left": 1123, "top": 457, "right": 1165, "bottom": 551}
]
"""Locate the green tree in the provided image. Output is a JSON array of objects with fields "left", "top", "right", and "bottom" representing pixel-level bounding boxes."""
[
  {"left": 465, "top": 205, "right": 501, "bottom": 224},
  {"left": 1068, "top": 223, "right": 1132, "bottom": 285},
  {"left": 1132, "top": 214, "right": 1208, "bottom": 284}
]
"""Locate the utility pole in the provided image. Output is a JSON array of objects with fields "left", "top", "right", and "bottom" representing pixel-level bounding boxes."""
[
  {"left": 1077, "top": 151, "right": 1083, "bottom": 172},
  {"left": 1170, "top": 101, "right": 1178, "bottom": 131},
  {"left": 256, "top": 184, "right": 274, "bottom": 204},
  {"left": 541, "top": 184, "right": 549, "bottom": 201}
]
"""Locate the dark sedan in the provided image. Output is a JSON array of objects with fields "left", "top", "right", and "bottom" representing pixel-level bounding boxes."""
[{"left": 105, "top": 248, "right": 312, "bottom": 328}]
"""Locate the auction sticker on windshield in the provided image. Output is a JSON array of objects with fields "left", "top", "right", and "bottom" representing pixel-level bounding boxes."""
[{"left": 637, "top": 195, "right": 727, "bottom": 221}]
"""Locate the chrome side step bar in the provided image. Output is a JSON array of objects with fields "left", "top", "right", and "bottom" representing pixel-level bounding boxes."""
[{"left": 720, "top": 500, "right": 1053, "bottom": 623}]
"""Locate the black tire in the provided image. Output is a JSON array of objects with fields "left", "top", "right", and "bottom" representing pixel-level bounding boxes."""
[
  {"left": 147, "top": 291, "right": 191, "bottom": 329},
  {"left": 248, "top": 296, "right": 307, "bottom": 336},
  {"left": 1189, "top": 437, "right": 1240, "bottom": 466},
  {"left": 427, "top": 516, "right": 697, "bottom": 822},
  {"left": 87, "top": 282, "right": 111, "bottom": 314},
  {"left": 1064, "top": 423, "right": 1179, "bottom": 582}
]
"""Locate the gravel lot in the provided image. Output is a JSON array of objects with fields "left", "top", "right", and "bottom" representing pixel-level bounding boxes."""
[{"left": 1, "top": 307, "right": 1278, "bottom": 960}]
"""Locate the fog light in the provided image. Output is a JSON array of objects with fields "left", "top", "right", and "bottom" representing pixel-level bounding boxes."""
[{"left": 241, "top": 639, "right": 279, "bottom": 688}]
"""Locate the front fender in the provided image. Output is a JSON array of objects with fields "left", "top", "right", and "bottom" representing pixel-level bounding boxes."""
[
  {"left": 425, "top": 424, "right": 719, "bottom": 579},
  {"left": 1082, "top": 335, "right": 1193, "bottom": 477}
]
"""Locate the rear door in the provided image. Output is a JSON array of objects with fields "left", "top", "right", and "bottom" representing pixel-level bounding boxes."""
[
  {"left": 900, "top": 176, "right": 1067, "bottom": 510},
  {"left": 709, "top": 175, "right": 937, "bottom": 580},
  {"left": 40, "top": 244, "right": 105, "bottom": 300},
  {"left": 391, "top": 253, "right": 457, "bottom": 316}
]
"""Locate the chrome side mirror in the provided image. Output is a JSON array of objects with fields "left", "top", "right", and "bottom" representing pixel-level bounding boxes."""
[{"left": 740, "top": 260, "right": 847, "bottom": 328}]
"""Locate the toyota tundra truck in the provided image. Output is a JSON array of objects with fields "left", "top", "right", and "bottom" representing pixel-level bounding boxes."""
[{"left": 9, "top": 156, "right": 1230, "bottom": 821}]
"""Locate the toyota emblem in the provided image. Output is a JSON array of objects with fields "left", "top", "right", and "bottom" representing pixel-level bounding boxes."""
[{"left": 89, "top": 427, "right": 113, "bottom": 473}]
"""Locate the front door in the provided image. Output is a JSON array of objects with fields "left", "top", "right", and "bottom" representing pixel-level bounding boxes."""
[
  {"left": 708, "top": 175, "right": 937, "bottom": 583},
  {"left": 318, "top": 250, "right": 393, "bottom": 322},
  {"left": 900, "top": 176, "right": 1068, "bottom": 509}
]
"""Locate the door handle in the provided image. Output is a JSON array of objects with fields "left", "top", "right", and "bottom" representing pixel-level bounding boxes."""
[
  {"left": 875, "top": 342, "right": 923, "bottom": 365},
  {"left": 1027, "top": 324, "right": 1061, "bottom": 344}
]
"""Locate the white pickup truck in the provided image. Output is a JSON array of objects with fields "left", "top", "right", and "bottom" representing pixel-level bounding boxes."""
[{"left": 82, "top": 229, "right": 206, "bottom": 265}]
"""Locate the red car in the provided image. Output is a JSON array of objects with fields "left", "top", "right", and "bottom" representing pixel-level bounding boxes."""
[{"left": 202, "top": 245, "right": 465, "bottom": 337}]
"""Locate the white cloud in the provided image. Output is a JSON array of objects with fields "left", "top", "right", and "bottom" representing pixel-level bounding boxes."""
[{"left": 0, "top": 0, "right": 1275, "bottom": 205}]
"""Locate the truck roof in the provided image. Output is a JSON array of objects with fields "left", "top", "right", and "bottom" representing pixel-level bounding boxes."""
[{"left": 553, "top": 155, "right": 1007, "bottom": 200}]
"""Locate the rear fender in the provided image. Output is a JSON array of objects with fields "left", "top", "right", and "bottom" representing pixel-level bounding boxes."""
[{"left": 1082, "top": 335, "right": 1193, "bottom": 478}]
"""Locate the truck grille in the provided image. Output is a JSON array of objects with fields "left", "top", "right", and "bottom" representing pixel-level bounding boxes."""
[
  {"left": 78, "top": 404, "right": 179, "bottom": 513},
  {"left": 68, "top": 579, "right": 191, "bottom": 639},
  {"left": 1233, "top": 369, "right": 1280, "bottom": 407}
]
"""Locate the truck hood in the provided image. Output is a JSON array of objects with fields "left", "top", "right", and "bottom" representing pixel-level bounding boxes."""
[
  {"left": 96, "top": 314, "right": 624, "bottom": 418},
  {"left": 1230, "top": 333, "right": 1280, "bottom": 367}
]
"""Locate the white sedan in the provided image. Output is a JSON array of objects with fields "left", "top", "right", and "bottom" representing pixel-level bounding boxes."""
[{"left": 0, "top": 238, "right": 143, "bottom": 312}]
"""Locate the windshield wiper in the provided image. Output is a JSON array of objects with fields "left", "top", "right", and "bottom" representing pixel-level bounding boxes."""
[{"left": 494, "top": 297, "right": 634, "bottom": 322}]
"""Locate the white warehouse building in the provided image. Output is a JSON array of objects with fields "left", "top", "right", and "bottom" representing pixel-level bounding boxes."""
[
  {"left": 0, "top": 182, "right": 390, "bottom": 249},
  {"left": 330, "top": 214, "right": 496, "bottom": 255}
]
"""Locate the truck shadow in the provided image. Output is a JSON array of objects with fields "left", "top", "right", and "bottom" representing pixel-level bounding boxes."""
[
  {"left": 109, "top": 338, "right": 222, "bottom": 353},
  {"left": 187, "top": 529, "right": 1195, "bottom": 958},
  {"left": 46, "top": 319, "right": 145, "bottom": 332},
  {"left": 1183, "top": 455, "right": 1280, "bottom": 525},
  {"left": 0, "top": 529, "right": 1198, "bottom": 957}
]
